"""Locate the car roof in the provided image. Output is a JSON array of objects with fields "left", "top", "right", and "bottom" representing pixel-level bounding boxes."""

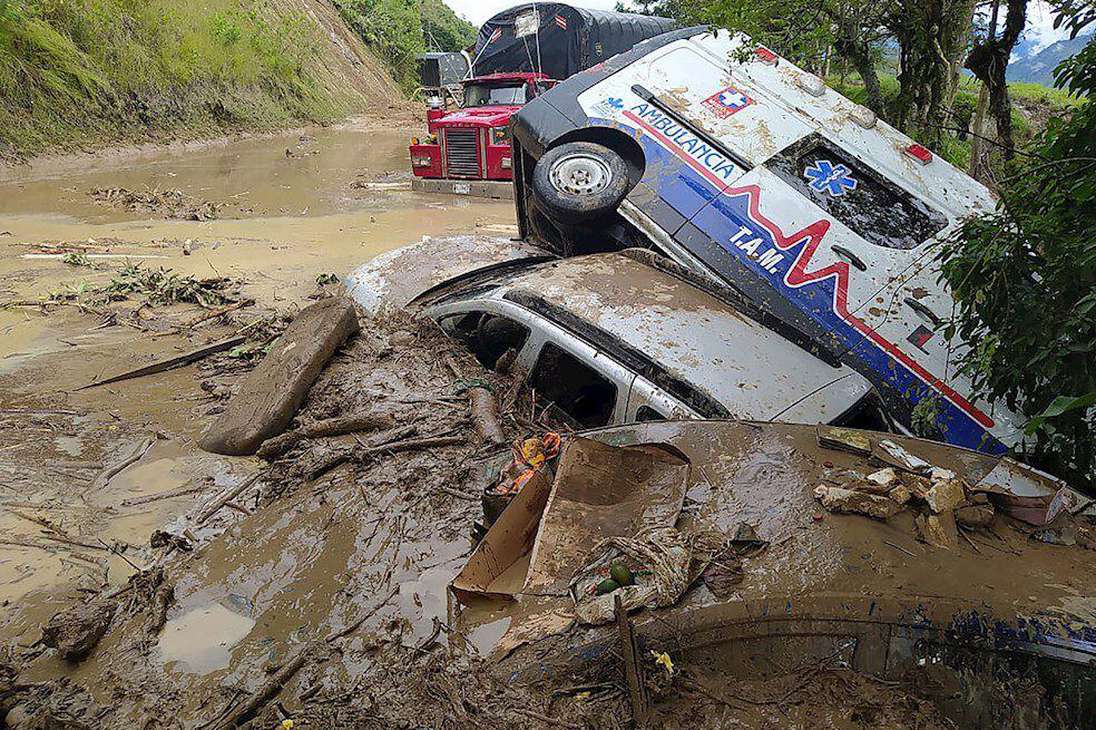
[{"left": 428, "top": 253, "right": 874, "bottom": 422}]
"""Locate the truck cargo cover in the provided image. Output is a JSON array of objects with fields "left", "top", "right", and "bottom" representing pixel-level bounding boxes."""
[{"left": 473, "top": 3, "right": 676, "bottom": 79}]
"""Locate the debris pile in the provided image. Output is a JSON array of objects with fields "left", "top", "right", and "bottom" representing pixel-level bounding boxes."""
[
  {"left": 89, "top": 187, "right": 222, "bottom": 220},
  {"left": 813, "top": 428, "right": 1094, "bottom": 551}
]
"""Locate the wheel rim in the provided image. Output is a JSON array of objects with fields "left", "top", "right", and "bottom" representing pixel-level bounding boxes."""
[{"left": 549, "top": 152, "right": 613, "bottom": 196}]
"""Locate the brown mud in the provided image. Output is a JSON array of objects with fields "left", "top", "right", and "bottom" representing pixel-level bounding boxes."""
[{"left": 0, "top": 121, "right": 512, "bottom": 635}]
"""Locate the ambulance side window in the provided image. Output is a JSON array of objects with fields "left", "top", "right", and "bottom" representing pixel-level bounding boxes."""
[{"left": 766, "top": 134, "right": 947, "bottom": 251}]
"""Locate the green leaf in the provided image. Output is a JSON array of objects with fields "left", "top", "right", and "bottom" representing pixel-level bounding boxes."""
[{"left": 1024, "top": 392, "right": 1096, "bottom": 436}]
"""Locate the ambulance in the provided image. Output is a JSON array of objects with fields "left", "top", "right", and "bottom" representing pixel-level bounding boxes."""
[{"left": 507, "top": 27, "right": 1023, "bottom": 454}]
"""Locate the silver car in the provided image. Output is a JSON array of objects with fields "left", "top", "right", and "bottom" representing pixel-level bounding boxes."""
[{"left": 348, "top": 240, "right": 884, "bottom": 430}]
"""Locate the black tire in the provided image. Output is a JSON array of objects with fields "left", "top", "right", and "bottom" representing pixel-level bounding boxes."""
[{"left": 531, "top": 141, "right": 632, "bottom": 223}]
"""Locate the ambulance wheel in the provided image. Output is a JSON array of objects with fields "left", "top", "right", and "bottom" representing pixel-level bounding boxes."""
[{"left": 532, "top": 142, "right": 631, "bottom": 223}]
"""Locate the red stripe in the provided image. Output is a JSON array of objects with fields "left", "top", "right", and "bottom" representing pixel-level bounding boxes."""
[{"left": 622, "top": 109, "right": 994, "bottom": 429}]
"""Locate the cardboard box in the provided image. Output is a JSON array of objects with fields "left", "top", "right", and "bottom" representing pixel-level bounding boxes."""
[{"left": 451, "top": 437, "right": 689, "bottom": 603}]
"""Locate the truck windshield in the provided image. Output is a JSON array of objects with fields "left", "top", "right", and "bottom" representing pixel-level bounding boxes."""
[{"left": 464, "top": 83, "right": 527, "bottom": 106}]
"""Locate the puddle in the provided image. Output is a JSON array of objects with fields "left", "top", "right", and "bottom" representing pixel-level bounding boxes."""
[
  {"left": 157, "top": 602, "right": 256, "bottom": 675},
  {"left": 464, "top": 616, "right": 511, "bottom": 656}
]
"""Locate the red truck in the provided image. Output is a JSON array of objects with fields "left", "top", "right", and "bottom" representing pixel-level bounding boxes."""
[
  {"left": 410, "top": 73, "right": 556, "bottom": 197},
  {"left": 409, "top": 3, "right": 675, "bottom": 199}
]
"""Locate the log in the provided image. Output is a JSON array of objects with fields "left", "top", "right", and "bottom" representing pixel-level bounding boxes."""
[
  {"left": 468, "top": 387, "right": 506, "bottom": 445},
  {"left": 256, "top": 411, "right": 395, "bottom": 460},
  {"left": 199, "top": 297, "right": 360, "bottom": 455}
]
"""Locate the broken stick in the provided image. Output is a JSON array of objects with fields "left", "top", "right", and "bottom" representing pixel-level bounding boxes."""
[
  {"left": 77, "top": 336, "right": 246, "bottom": 391},
  {"left": 196, "top": 472, "right": 262, "bottom": 525},
  {"left": 121, "top": 482, "right": 203, "bottom": 507},
  {"left": 615, "top": 594, "right": 650, "bottom": 729},
  {"left": 215, "top": 649, "right": 308, "bottom": 729},
  {"left": 256, "top": 411, "right": 396, "bottom": 461},
  {"left": 93, "top": 437, "right": 155, "bottom": 490},
  {"left": 307, "top": 428, "right": 464, "bottom": 480}
]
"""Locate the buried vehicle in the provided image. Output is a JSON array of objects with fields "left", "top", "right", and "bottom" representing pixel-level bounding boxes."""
[
  {"left": 507, "top": 28, "right": 1026, "bottom": 456},
  {"left": 348, "top": 244, "right": 886, "bottom": 430},
  {"left": 484, "top": 420, "right": 1096, "bottom": 726}
]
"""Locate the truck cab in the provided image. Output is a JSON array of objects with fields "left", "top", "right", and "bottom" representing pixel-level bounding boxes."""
[{"left": 410, "top": 73, "right": 557, "bottom": 182}]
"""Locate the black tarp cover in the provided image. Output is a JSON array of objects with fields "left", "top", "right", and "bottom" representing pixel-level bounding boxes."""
[{"left": 472, "top": 4, "right": 676, "bottom": 79}]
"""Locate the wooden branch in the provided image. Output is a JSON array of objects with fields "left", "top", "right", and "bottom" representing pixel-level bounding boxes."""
[
  {"left": 196, "top": 473, "right": 262, "bottom": 525},
  {"left": 616, "top": 594, "right": 650, "bottom": 729},
  {"left": 215, "top": 650, "right": 308, "bottom": 729},
  {"left": 93, "top": 437, "right": 155, "bottom": 490},
  {"left": 77, "top": 336, "right": 246, "bottom": 391},
  {"left": 257, "top": 411, "right": 396, "bottom": 460}
]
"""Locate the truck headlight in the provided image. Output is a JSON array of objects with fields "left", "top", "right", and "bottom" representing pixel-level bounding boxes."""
[
  {"left": 501, "top": 157, "right": 512, "bottom": 169},
  {"left": 492, "top": 126, "right": 511, "bottom": 145}
]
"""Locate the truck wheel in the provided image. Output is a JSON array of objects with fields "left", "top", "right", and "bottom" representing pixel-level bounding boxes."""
[{"left": 532, "top": 142, "right": 631, "bottom": 223}]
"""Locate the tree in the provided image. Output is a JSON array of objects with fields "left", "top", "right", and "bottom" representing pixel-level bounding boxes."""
[
  {"left": 826, "top": 0, "right": 897, "bottom": 113},
  {"left": 964, "top": 0, "right": 1026, "bottom": 158},
  {"left": 888, "top": 0, "right": 977, "bottom": 146},
  {"left": 937, "top": 35, "right": 1096, "bottom": 488}
]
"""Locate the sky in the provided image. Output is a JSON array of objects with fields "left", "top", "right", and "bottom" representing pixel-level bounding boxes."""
[
  {"left": 1020, "top": 0, "right": 1085, "bottom": 56},
  {"left": 443, "top": 1, "right": 620, "bottom": 26},
  {"left": 440, "top": 1, "right": 1083, "bottom": 57}
]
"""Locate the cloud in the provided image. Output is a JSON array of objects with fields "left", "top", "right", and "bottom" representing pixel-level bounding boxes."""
[{"left": 1017, "top": 1, "right": 1077, "bottom": 57}]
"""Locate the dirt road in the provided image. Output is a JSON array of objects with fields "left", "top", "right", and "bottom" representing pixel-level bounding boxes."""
[{"left": 0, "top": 118, "right": 514, "bottom": 634}]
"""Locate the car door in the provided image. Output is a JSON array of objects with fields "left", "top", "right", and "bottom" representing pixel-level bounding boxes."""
[{"left": 625, "top": 377, "right": 695, "bottom": 422}]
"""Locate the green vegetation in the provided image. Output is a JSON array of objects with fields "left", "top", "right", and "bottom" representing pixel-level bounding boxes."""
[
  {"left": 334, "top": 0, "right": 475, "bottom": 93},
  {"left": 938, "top": 38, "right": 1095, "bottom": 488},
  {"left": 827, "top": 72, "right": 1079, "bottom": 168},
  {"left": 0, "top": 0, "right": 372, "bottom": 157}
]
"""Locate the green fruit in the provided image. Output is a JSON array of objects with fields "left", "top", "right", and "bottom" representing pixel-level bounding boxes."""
[
  {"left": 595, "top": 578, "right": 620, "bottom": 595},
  {"left": 610, "top": 563, "right": 634, "bottom": 587}
]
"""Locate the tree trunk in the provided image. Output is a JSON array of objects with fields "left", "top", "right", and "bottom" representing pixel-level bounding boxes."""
[
  {"left": 967, "top": 1, "right": 999, "bottom": 183},
  {"left": 965, "top": 0, "right": 1026, "bottom": 158},
  {"left": 857, "top": 53, "right": 885, "bottom": 114},
  {"left": 968, "top": 81, "right": 998, "bottom": 183},
  {"left": 891, "top": 0, "right": 978, "bottom": 145},
  {"left": 831, "top": 24, "right": 884, "bottom": 114}
]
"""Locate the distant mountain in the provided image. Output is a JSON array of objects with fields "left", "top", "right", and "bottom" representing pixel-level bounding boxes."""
[{"left": 1008, "top": 33, "right": 1092, "bottom": 85}]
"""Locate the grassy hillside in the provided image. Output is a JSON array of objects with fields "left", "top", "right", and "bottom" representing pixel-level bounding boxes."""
[
  {"left": 0, "top": 0, "right": 403, "bottom": 159},
  {"left": 334, "top": 0, "right": 476, "bottom": 93}
]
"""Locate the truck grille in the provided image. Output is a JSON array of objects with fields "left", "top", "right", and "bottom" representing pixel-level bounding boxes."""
[{"left": 444, "top": 128, "right": 480, "bottom": 178}]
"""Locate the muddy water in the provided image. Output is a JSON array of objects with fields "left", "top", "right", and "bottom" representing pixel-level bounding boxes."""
[{"left": 0, "top": 119, "right": 515, "bottom": 629}]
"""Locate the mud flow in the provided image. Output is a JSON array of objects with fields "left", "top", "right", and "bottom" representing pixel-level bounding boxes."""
[
  {"left": 0, "top": 120, "right": 511, "bottom": 635},
  {"left": 2, "top": 121, "right": 1094, "bottom": 730}
]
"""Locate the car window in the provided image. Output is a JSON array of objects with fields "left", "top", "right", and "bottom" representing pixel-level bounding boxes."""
[
  {"left": 529, "top": 342, "right": 618, "bottom": 428},
  {"left": 766, "top": 134, "right": 948, "bottom": 250},
  {"left": 437, "top": 312, "right": 530, "bottom": 370},
  {"left": 635, "top": 405, "right": 667, "bottom": 422}
]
